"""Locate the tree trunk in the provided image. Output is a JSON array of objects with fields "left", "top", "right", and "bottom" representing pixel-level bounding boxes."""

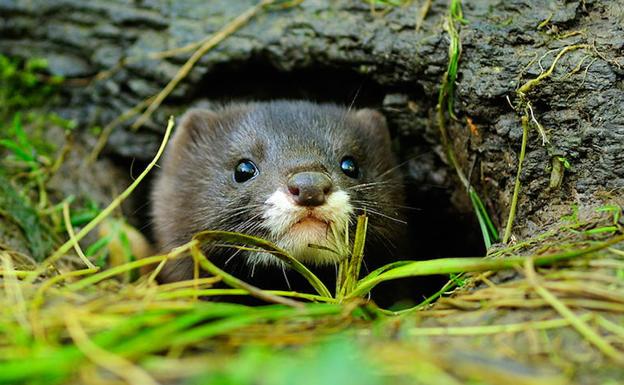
[{"left": 1, "top": 0, "right": 622, "bottom": 238}]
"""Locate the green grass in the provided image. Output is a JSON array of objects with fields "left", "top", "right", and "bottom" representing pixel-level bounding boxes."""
[
  {"left": 0, "top": 55, "right": 63, "bottom": 121},
  {"left": 2, "top": 189, "right": 622, "bottom": 384},
  {"left": 1, "top": 3, "right": 624, "bottom": 384},
  {"left": 0, "top": 172, "right": 55, "bottom": 261},
  {"left": 15, "top": 115, "right": 621, "bottom": 308},
  {"left": 0, "top": 55, "right": 83, "bottom": 265},
  {"left": 435, "top": 0, "right": 499, "bottom": 249}
]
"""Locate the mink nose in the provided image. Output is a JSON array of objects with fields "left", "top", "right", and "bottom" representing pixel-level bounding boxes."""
[{"left": 287, "top": 172, "right": 332, "bottom": 207}]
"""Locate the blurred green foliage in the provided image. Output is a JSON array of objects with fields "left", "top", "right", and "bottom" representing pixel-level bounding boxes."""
[
  {"left": 0, "top": 55, "right": 73, "bottom": 171},
  {"left": 0, "top": 55, "right": 63, "bottom": 120},
  {"left": 0, "top": 55, "right": 76, "bottom": 261},
  {"left": 190, "top": 338, "right": 382, "bottom": 385}
]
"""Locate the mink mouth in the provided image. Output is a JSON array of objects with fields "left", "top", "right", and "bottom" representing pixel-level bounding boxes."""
[
  {"left": 259, "top": 189, "right": 352, "bottom": 265},
  {"left": 290, "top": 213, "right": 331, "bottom": 232}
]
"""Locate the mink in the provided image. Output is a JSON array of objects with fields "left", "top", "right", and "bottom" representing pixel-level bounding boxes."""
[{"left": 151, "top": 100, "right": 405, "bottom": 292}]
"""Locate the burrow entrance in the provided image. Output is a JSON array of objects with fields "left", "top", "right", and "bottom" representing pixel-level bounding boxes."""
[{"left": 121, "top": 59, "right": 485, "bottom": 307}]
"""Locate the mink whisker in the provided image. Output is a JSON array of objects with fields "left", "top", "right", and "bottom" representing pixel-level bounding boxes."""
[
  {"left": 350, "top": 199, "right": 420, "bottom": 211},
  {"left": 376, "top": 159, "right": 410, "bottom": 179},
  {"left": 281, "top": 265, "right": 292, "bottom": 290},
  {"left": 346, "top": 180, "right": 400, "bottom": 191},
  {"left": 352, "top": 205, "right": 407, "bottom": 225},
  {"left": 224, "top": 248, "right": 243, "bottom": 265}
]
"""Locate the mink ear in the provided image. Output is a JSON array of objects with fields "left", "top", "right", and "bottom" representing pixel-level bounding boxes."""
[
  {"left": 354, "top": 108, "right": 391, "bottom": 147},
  {"left": 170, "top": 108, "right": 221, "bottom": 149}
]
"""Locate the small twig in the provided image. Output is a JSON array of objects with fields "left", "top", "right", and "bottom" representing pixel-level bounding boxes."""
[
  {"left": 501, "top": 44, "right": 590, "bottom": 245},
  {"left": 578, "top": 57, "right": 598, "bottom": 90},
  {"left": 526, "top": 102, "right": 548, "bottom": 145},
  {"left": 92, "top": 0, "right": 304, "bottom": 83},
  {"left": 89, "top": 0, "right": 299, "bottom": 162},
  {"left": 557, "top": 54, "right": 590, "bottom": 81},
  {"left": 517, "top": 44, "right": 589, "bottom": 96},
  {"left": 87, "top": 96, "right": 155, "bottom": 164},
  {"left": 415, "top": 0, "right": 432, "bottom": 32},
  {"left": 131, "top": 0, "right": 276, "bottom": 131},
  {"left": 536, "top": 47, "right": 560, "bottom": 74}
]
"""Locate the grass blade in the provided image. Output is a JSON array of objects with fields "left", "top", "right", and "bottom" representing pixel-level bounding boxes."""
[
  {"left": 193, "top": 230, "right": 331, "bottom": 298},
  {"left": 349, "top": 233, "right": 624, "bottom": 298}
]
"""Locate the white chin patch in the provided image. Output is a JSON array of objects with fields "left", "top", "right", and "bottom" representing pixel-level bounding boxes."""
[{"left": 249, "top": 189, "right": 353, "bottom": 267}]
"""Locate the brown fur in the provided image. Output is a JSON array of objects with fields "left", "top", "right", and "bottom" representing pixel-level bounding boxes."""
[{"left": 151, "top": 100, "right": 405, "bottom": 287}]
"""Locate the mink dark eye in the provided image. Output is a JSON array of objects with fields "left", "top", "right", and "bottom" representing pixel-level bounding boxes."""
[
  {"left": 234, "top": 159, "right": 258, "bottom": 183},
  {"left": 340, "top": 156, "right": 359, "bottom": 178}
]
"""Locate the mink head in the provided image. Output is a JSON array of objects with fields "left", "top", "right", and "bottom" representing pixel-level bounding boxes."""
[{"left": 151, "top": 100, "right": 404, "bottom": 282}]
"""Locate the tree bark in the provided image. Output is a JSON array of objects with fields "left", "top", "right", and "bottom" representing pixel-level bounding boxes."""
[{"left": 1, "top": 0, "right": 622, "bottom": 236}]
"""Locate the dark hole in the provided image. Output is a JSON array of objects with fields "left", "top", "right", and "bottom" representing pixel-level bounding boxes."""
[
  {"left": 123, "top": 60, "right": 485, "bottom": 308},
  {"left": 188, "top": 58, "right": 385, "bottom": 106},
  {"left": 372, "top": 187, "right": 487, "bottom": 309}
]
